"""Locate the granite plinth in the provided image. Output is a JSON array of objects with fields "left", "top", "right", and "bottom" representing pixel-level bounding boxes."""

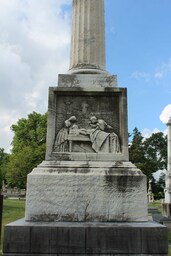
[
  {"left": 3, "top": 219, "right": 168, "bottom": 255},
  {"left": 25, "top": 161, "right": 148, "bottom": 222}
]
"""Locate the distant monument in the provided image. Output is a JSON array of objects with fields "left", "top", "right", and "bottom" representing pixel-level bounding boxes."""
[
  {"left": 147, "top": 180, "right": 154, "bottom": 203},
  {"left": 163, "top": 117, "right": 171, "bottom": 217},
  {"left": 3, "top": 0, "right": 167, "bottom": 255}
]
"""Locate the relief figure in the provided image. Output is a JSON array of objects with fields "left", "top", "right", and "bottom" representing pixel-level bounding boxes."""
[
  {"left": 79, "top": 116, "right": 120, "bottom": 153},
  {"left": 54, "top": 116, "right": 78, "bottom": 152}
]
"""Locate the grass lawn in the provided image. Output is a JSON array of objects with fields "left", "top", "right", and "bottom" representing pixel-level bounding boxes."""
[
  {"left": 0, "top": 198, "right": 25, "bottom": 255},
  {"left": 0, "top": 199, "right": 171, "bottom": 255},
  {"left": 149, "top": 201, "right": 171, "bottom": 255},
  {"left": 148, "top": 201, "right": 162, "bottom": 212}
]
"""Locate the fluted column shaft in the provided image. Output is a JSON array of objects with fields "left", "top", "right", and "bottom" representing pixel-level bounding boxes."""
[{"left": 69, "top": 0, "right": 106, "bottom": 74}]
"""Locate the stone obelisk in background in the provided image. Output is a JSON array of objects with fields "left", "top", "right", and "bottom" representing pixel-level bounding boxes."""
[
  {"left": 3, "top": 1, "right": 168, "bottom": 255},
  {"left": 163, "top": 117, "right": 171, "bottom": 217},
  {"left": 69, "top": 0, "right": 106, "bottom": 74}
]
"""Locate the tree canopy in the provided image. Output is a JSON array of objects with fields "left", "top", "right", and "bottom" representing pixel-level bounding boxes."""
[
  {"left": 129, "top": 127, "right": 167, "bottom": 180},
  {"left": 0, "top": 148, "right": 10, "bottom": 190},
  {"left": 5, "top": 112, "right": 47, "bottom": 188}
]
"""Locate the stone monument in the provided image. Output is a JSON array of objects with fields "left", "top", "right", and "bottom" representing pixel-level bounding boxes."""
[
  {"left": 163, "top": 117, "right": 171, "bottom": 217},
  {"left": 147, "top": 180, "right": 154, "bottom": 203},
  {"left": 3, "top": 0, "right": 168, "bottom": 255}
]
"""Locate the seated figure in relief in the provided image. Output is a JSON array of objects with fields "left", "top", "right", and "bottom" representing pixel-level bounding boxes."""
[
  {"left": 54, "top": 116, "right": 78, "bottom": 152},
  {"left": 79, "top": 116, "right": 120, "bottom": 153}
]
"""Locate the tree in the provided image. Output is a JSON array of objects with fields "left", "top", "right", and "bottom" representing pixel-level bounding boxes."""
[
  {"left": 151, "top": 173, "right": 165, "bottom": 200},
  {"left": 0, "top": 148, "right": 10, "bottom": 189},
  {"left": 143, "top": 132, "right": 167, "bottom": 171},
  {"left": 129, "top": 127, "right": 148, "bottom": 176},
  {"left": 6, "top": 112, "right": 47, "bottom": 188},
  {"left": 129, "top": 128, "right": 167, "bottom": 181},
  {"left": 11, "top": 112, "right": 47, "bottom": 155},
  {"left": 6, "top": 147, "right": 37, "bottom": 188}
]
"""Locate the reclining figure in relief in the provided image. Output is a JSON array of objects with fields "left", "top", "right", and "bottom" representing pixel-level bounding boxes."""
[{"left": 79, "top": 116, "right": 120, "bottom": 153}]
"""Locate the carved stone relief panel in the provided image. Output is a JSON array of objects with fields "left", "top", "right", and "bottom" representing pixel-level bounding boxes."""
[
  {"left": 45, "top": 88, "right": 128, "bottom": 160},
  {"left": 53, "top": 92, "right": 121, "bottom": 154}
]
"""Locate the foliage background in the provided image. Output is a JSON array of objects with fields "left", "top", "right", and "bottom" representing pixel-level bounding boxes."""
[{"left": 0, "top": 112, "right": 47, "bottom": 189}]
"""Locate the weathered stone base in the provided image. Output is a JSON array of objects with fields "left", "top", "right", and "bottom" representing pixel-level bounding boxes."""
[
  {"left": 25, "top": 161, "right": 148, "bottom": 222},
  {"left": 3, "top": 219, "right": 168, "bottom": 255}
]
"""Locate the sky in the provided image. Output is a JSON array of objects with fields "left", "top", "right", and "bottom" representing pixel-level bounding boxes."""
[{"left": 0, "top": 0, "right": 171, "bottom": 152}]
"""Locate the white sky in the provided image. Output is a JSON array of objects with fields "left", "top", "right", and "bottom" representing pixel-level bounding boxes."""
[{"left": 0, "top": 0, "right": 71, "bottom": 151}]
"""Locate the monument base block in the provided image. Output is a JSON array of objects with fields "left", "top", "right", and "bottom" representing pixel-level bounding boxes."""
[
  {"left": 25, "top": 161, "right": 148, "bottom": 222},
  {"left": 3, "top": 219, "right": 168, "bottom": 255}
]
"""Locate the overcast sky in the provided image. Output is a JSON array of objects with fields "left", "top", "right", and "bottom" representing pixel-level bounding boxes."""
[{"left": 0, "top": 0, "right": 171, "bottom": 152}]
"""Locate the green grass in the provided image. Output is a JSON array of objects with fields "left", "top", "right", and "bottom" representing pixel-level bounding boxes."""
[
  {"left": 149, "top": 201, "right": 171, "bottom": 255},
  {"left": 148, "top": 200, "right": 162, "bottom": 213},
  {"left": 169, "top": 246, "right": 171, "bottom": 256},
  {"left": 0, "top": 200, "right": 171, "bottom": 255},
  {"left": 2, "top": 199, "right": 25, "bottom": 224},
  {"left": 1, "top": 198, "right": 25, "bottom": 255}
]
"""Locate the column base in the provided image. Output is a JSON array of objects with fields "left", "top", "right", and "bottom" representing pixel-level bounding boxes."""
[{"left": 68, "top": 67, "right": 107, "bottom": 75}]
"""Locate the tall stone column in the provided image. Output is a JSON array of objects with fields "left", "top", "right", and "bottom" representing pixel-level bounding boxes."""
[
  {"left": 163, "top": 117, "right": 171, "bottom": 218},
  {"left": 167, "top": 117, "right": 171, "bottom": 173},
  {"left": 165, "top": 117, "right": 171, "bottom": 204},
  {"left": 69, "top": 0, "right": 106, "bottom": 74}
]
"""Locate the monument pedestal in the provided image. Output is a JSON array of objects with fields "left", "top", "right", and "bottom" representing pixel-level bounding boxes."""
[
  {"left": 3, "top": 219, "right": 168, "bottom": 256},
  {"left": 3, "top": 79, "right": 168, "bottom": 254},
  {"left": 25, "top": 161, "right": 148, "bottom": 222},
  {"left": 4, "top": 160, "right": 168, "bottom": 255}
]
